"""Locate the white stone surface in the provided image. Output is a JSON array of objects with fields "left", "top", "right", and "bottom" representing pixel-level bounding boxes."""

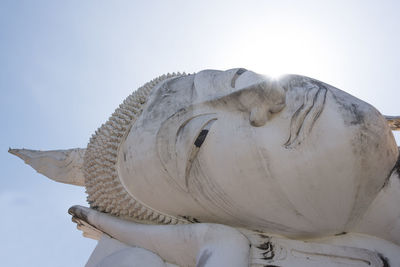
[
  {"left": 10, "top": 69, "right": 400, "bottom": 266},
  {"left": 86, "top": 235, "right": 172, "bottom": 267}
]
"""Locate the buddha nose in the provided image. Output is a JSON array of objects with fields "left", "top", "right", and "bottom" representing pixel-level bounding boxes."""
[{"left": 238, "top": 80, "right": 286, "bottom": 127}]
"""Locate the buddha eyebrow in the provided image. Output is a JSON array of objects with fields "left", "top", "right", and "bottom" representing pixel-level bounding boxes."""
[{"left": 231, "top": 68, "right": 247, "bottom": 88}]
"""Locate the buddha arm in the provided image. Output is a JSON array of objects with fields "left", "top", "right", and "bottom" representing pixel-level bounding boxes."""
[{"left": 69, "top": 205, "right": 250, "bottom": 267}]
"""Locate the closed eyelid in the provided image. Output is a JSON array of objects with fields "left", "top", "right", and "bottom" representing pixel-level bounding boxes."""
[
  {"left": 231, "top": 68, "right": 247, "bottom": 88},
  {"left": 157, "top": 111, "right": 217, "bottom": 192}
]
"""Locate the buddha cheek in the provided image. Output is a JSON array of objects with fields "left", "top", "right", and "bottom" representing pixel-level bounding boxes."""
[{"left": 184, "top": 114, "right": 289, "bottom": 221}]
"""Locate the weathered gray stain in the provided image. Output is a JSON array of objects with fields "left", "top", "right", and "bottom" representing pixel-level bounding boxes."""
[
  {"left": 334, "top": 231, "right": 347, "bottom": 236},
  {"left": 257, "top": 241, "right": 275, "bottom": 260},
  {"left": 381, "top": 150, "right": 400, "bottom": 189},
  {"left": 331, "top": 91, "right": 366, "bottom": 126},
  {"left": 179, "top": 215, "right": 201, "bottom": 223},
  {"left": 196, "top": 249, "right": 212, "bottom": 267},
  {"left": 284, "top": 82, "right": 327, "bottom": 148},
  {"left": 392, "top": 150, "right": 400, "bottom": 177},
  {"left": 378, "top": 253, "right": 390, "bottom": 267},
  {"left": 68, "top": 206, "right": 89, "bottom": 223}
]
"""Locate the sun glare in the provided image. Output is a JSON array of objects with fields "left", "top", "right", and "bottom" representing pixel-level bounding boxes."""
[{"left": 229, "top": 23, "right": 326, "bottom": 79}]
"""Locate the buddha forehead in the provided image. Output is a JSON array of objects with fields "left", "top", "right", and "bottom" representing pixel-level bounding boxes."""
[
  {"left": 193, "top": 68, "right": 268, "bottom": 100},
  {"left": 143, "top": 68, "right": 286, "bottom": 122},
  {"left": 157, "top": 68, "right": 272, "bottom": 100}
]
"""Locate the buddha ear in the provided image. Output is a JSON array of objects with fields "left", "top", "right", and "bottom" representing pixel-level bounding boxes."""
[
  {"left": 385, "top": 115, "right": 400, "bottom": 131},
  {"left": 8, "top": 148, "right": 86, "bottom": 186}
]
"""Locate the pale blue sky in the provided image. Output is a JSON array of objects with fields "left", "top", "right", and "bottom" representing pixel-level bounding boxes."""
[{"left": 1, "top": 1, "right": 400, "bottom": 266}]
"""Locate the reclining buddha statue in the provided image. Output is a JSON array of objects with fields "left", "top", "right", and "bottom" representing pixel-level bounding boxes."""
[{"left": 10, "top": 69, "right": 400, "bottom": 266}]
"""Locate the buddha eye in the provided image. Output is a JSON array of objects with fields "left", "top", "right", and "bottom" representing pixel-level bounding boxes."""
[
  {"left": 194, "top": 129, "right": 209, "bottom": 147},
  {"left": 231, "top": 68, "right": 247, "bottom": 88},
  {"left": 157, "top": 111, "right": 217, "bottom": 192}
]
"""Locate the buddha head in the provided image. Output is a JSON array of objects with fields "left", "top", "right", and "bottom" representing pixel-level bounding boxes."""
[
  {"left": 117, "top": 69, "right": 398, "bottom": 236},
  {"left": 10, "top": 68, "right": 399, "bottom": 237}
]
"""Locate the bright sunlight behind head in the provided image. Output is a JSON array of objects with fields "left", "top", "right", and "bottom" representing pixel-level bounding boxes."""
[{"left": 222, "top": 22, "right": 332, "bottom": 79}]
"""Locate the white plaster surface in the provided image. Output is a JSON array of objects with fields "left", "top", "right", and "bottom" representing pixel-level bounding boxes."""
[
  {"left": 87, "top": 235, "right": 172, "bottom": 267},
  {"left": 10, "top": 69, "right": 400, "bottom": 266}
]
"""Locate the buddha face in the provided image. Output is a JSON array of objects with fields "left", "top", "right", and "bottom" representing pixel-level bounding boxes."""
[{"left": 118, "top": 69, "right": 398, "bottom": 237}]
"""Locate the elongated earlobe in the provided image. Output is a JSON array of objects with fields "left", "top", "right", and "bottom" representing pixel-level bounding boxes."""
[{"left": 9, "top": 148, "right": 86, "bottom": 186}]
